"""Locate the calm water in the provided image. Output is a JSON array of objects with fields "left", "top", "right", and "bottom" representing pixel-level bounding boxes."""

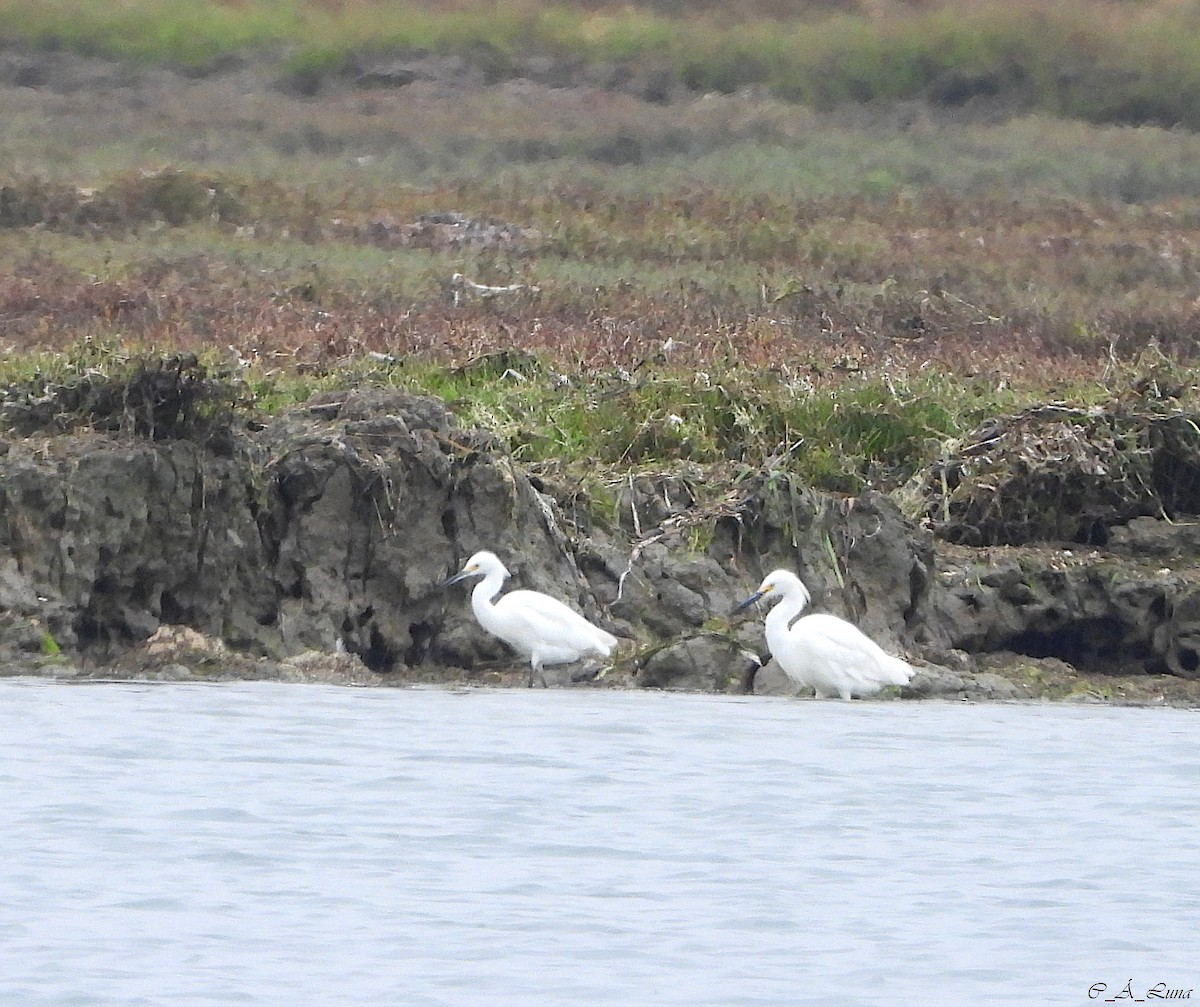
[{"left": 1, "top": 680, "right": 1196, "bottom": 1007}]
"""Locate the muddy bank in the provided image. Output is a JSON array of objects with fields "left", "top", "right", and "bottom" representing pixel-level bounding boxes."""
[{"left": 2, "top": 380, "right": 1200, "bottom": 707}]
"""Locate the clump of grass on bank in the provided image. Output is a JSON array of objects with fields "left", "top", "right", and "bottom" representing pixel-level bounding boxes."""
[
  {"left": 1, "top": 339, "right": 1164, "bottom": 500},
  {"left": 0, "top": 341, "right": 246, "bottom": 442}
]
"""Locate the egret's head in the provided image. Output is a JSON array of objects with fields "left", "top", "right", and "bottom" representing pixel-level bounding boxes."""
[
  {"left": 735, "top": 569, "right": 809, "bottom": 611},
  {"left": 442, "top": 550, "right": 510, "bottom": 587}
]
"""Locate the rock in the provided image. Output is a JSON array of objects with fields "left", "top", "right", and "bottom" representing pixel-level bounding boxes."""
[
  {"left": 4, "top": 386, "right": 1199, "bottom": 700},
  {"left": 0, "top": 390, "right": 596, "bottom": 676},
  {"left": 279, "top": 649, "right": 379, "bottom": 685},
  {"left": 965, "top": 672, "right": 1026, "bottom": 701},
  {"left": 1108, "top": 515, "right": 1200, "bottom": 558},
  {"left": 930, "top": 542, "right": 1200, "bottom": 678},
  {"left": 145, "top": 625, "right": 223, "bottom": 658},
  {"left": 922, "top": 647, "right": 976, "bottom": 673},
  {"left": 901, "top": 664, "right": 967, "bottom": 698},
  {"left": 637, "top": 635, "right": 759, "bottom": 692},
  {"left": 535, "top": 660, "right": 612, "bottom": 689},
  {"left": 751, "top": 659, "right": 805, "bottom": 698}
]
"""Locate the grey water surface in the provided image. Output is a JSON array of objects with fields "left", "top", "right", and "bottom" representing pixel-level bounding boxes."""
[{"left": 1, "top": 679, "right": 1196, "bottom": 1007}]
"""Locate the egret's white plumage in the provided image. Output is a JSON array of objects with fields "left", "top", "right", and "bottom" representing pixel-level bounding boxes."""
[
  {"left": 738, "top": 569, "right": 913, "bottom": 700},
  {"left": 444, "top": 550, "right": 618, "bottom": 686}
]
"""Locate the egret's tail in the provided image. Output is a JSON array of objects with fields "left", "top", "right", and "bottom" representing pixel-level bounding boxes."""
[
  {"left": 881, "top": 653, "right": 914, "bottom": 686},
  {"left": 594, "top": 628, "right": 619, "bottom": 657}
]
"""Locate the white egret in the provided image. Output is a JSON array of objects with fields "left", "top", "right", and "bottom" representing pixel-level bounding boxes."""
[
  {"left": 443, "top": 550, "right": 618, "bottom": 686},
  {"left": 737, "top": 569, "right": 913, "bottom": 700}
]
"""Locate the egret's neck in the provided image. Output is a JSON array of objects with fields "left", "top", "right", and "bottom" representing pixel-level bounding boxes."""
[
  {"left": 470, "top": 570, "right": 507, "bottom": 633},
  {"left": 764, "top": 588, "right": 809, "bottom": 648}
]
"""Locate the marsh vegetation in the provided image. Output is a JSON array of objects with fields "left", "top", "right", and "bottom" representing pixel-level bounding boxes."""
[{"left": 2, "top": 0, "right": 1200, "bottom": 499}]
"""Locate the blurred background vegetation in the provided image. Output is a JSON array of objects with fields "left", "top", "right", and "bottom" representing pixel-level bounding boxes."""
[
  {"left": 2, "top": 0, "right": 1199, "bottom": 492},
  {"left": 4, "top": 0, "right": 1200, "bottom": 127}
]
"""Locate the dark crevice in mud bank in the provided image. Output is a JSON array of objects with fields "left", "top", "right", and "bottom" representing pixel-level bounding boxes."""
[
  {"left": 902, "top": 402, "right": 1200, "bottom": 698},
  {"left": 2, "top": 377, "right": 1200, "bottom": 705},
  {"left": 1007, "top": 618, "right": 1160, "bottom": 675},
  {"left": 930, "top": 546, "right": 1196, "bottom": 680}
]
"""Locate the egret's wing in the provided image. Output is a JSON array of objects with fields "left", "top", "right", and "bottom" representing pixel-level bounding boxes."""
[
  {"left": 799, "top": 614, "right": 913, "bottom": 689},
  {"left": 515, "top": 591, "right": 618, "bottom": 650},
  {"left": 494, "top": 590, "right": 616, "bottom": 664}
]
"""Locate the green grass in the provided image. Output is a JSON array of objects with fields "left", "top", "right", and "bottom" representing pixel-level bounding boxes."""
[
  {"left": 11, "top": 58, "right": 1200, "bottom": 207},
  {"left": 4, "top": 0, "right": 1200, "bottom": 127},
  {"left": 0, "top": 0, "right": 302, "bottom": 66},
  {"left": 0, "top": 338, "right": 984, "bottom": 491}
]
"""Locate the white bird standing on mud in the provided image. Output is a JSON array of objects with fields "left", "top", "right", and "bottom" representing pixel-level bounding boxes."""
[
  {"left": 737, "top": 569, "right": 914, "bottom": 700},
  {"left": 443, "top": 550, "right": 618, "bottom": 686}
]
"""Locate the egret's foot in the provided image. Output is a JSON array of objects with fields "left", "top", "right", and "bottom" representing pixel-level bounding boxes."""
[{"left": 570, "top": 665, "right": 604, "bottom": 684}]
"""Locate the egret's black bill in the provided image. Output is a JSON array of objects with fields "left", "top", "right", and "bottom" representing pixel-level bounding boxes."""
[{"left": 735, "top": 591, "right": 764, "bottom": 612}]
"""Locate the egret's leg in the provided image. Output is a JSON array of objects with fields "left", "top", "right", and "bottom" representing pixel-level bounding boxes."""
[{"left": 528, "top": 660, "right": 548, "bottom": 688}]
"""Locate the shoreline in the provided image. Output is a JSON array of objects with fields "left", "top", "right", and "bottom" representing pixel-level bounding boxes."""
[
  {"left": 2, "top": 383, "right": 1200, "bottom": 709},
  {"left": 7, "top": 628, "right": 1200, "bottom": 710},
  {"left": 3, "top": 38, "right": 1200, "bottom": 706}
]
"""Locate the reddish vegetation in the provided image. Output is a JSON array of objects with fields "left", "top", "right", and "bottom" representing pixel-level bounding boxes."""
[
  {"left": 3, "top": 177, "right": 1200, "bottom": 396},
  {"left": 2, "top": 28, "right": 1200, "bottom": 404}
]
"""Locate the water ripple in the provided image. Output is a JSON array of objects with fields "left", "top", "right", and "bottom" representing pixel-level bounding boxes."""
[{"left": 1, "top": 681, "right": 1196, "bottom": 1007}]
